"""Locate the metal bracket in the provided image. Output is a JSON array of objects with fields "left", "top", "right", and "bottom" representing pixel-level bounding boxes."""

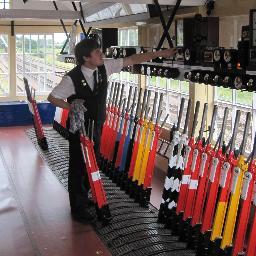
[
  {"left": 11, "top": 20, "right": 14, "bottom": 36},
  {"left": 60, "top": 19, "right": 79, "bottom": 54},
  {"left": 153, "top": 0, "right": 173, "bottom": 48},
  {"left": 156, "top": 0, "right": 182, "bottom": 50},
  {"left": 53, "top": 1, "right": 69, "bottom": 38},
  {"left": 72, "top": 1, "right": 87, "bottom": 37}
]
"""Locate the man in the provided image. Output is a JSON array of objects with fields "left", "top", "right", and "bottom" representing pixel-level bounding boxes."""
[{"left": 48, "top": 38, "right": 176, "bottom": 223}]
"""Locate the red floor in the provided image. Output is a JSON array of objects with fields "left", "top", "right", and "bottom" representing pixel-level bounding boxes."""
[{"left": 0, "top": 126, "right": 167, "bottom": 256}]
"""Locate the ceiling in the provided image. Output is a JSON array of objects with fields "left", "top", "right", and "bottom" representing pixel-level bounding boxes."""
[{"left": 0, "top": 0, "right": 205, "bottom": 22}]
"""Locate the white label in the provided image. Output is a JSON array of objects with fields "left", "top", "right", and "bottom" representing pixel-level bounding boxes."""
[
  {"left": 199, "top": 153, "right": 208, "bottom": 177},
  {"left": 54, "top": 107, "right": 62, "bottom": 122},
  {"left": 176, "top": 155, "right": 184, "bottom": 170},
  {"left": 189, "top": 179, "right": 198, "bottom": 189},
  {"left": 144, "top": 129, "right": 150, "bottom": 147},
  {"left": 164, "top": 177, "right": 174, "bottom": 190},
  {"left": 176, "top": 143, "right": 184, "bottom": 170},
  {"left": 173, "top": 131, "right": 180, "bottom": 145},
  {"left": 241, "top": 172, "right": 253, "bottom": 200},
  {"left": 117, "top": 118, "right": 122, "bottom": 131},
  {"left": 209, "top": 157, "right": 219, "bottom": 182},
  {"left": 28, "top": 101, "right": 34, "bottom": 115},
  {"left": 219, "top": 162, "right": 230, "bottom": 188},
  {"left": 191, "top": 149, "right": 199, "bottom": 172},
  {"left": 91, "top": 171, "right": 101, "bottom": 182},
  {"left": 181, "top": 175, "right": 191, "bottom": 185},
  {"left": 172, "top": 179, "right": 181, "bottom": 192},
  {"left": 139, "top": 125, "right": 144, "bottom": 139},
  {"left": 114, "top": 116, "right": 119, "bottom": 130},
  {"left": 134, "top": 124, "right": 140, "bottom": 141},
  {"left": 168, "top": 200, "right": 177, "bottom": 210},
  {"left": 150, "top": 132, "right": 155, "bottom": 150},
  {"left": 107, "top": 113, "right": 111, "bottom": 126},
  {"left": 125, "top": 120, "right": 130, "bottom": 136},
  {"left": 183, "top": 145, "right": 191, "bottom": 169},
  {"left": 180, "top": 134, "right": 188, "bottom": 145},
  {"left": 81, "top": 144, "right": 91, "bottom": 168},
  {"left": 231, "top": 167, "right": 241, "bottom": 194},
  {"left": 169, "top": 155, "right": 178, "bottom": 169},
  {"left": 168, "top": 141, "right": 175, "bottom": 159},
  {"left": 120, "top": 119, "right": 126, "bottom": 134},
  {"left": 109, "top": 113, "right": 113, "bottom": 126},
  {"left": 129, "top": 122, "right": 134, "bottom": 139}
]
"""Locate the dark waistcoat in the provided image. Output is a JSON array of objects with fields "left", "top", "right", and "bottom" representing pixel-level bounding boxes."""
[{"left": 66, "top": 65, "right": 108, "bottom": 130}]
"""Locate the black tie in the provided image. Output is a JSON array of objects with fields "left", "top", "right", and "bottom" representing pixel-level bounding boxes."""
[{"left": 93, "top": 70, "right": 98, "bottom": 95}]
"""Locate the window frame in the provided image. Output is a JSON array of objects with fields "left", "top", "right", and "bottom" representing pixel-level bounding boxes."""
[
  {"left": 16, "top": 33, "right": 56, "bottom": 96},
  {"left": 0, "top": 33, "right": 10, "bottom": 97},
  {"left": 147, "top": 76, "right": 189, "bottom": 128},
  {"left": 214, "top": 86, "right": 256, "bottom": 153},
  {"left": 118, "top": 27, "right": 138, "bottom": 47}
]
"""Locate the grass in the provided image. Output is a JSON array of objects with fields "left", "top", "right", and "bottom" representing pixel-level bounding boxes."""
[{"left": 216, "top": 87, "right": 253, "bottom": 106}]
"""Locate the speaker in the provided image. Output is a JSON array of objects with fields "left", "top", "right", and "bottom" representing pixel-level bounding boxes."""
[
  {"left": 102, "top": 28, "right": 118, "bottom": 54},
  {"left": 147, "top": 4, "right": 160, "bottom": 18}
]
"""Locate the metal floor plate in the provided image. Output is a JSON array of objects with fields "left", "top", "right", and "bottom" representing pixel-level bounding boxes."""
[{"left": 26, "top": 128, "right": 196, "bottom": 256}]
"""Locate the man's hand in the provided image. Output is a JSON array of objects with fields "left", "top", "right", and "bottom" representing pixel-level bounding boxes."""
[
  {"left": 123, "top": 48, "right": 177, "bottom": 67},
  {"left": 156, "top": 48, "right": 177, "bottom": 59}
]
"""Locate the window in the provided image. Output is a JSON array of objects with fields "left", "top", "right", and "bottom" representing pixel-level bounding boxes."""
[
  {"left": 0, "top": 34, "right": 9, "bottom": 97},
  {"left": 85, "top": 4, "right": 147, "bottom": 22},
  {"left": 16, "top": 33, "right": 74, "bottom": 96},
  {"left": 0, "top": 0, "right": 10, "bottom": 9},
  {"left": 108, "top": 71, "right": 139, "bottom": 106},
  {"left": 118, "top": 27, "right": 138, "bottom": 46},
  {"left": 147, "top": 76, "right": 189, "bottom": 128},
  {"left": 214, "top": 87, "right": 255, "bottom": 153}
]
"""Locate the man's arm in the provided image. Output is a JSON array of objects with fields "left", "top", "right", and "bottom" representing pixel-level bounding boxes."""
[
  {"left": 47, "top": 75, "right": 75, "bottom": 110},
  {"left": 47, "top": 94, "right": 71, "bottom": 110},
  {"left": 123, "top": 48, "right": 177, "bottom": 67}
]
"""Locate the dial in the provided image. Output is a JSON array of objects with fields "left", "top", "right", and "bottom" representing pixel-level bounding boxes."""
[
  {"left": 213, "top": 75, "right": 219, "bottom": 83},
  {"left": 224, "top": 50, "right": 231, "bottom": 63},
  {"left": 234, "top": 76, "right": 243, "bottom": 89},
  {"left": 213, "top": 49, "right": 221, "bottom": 62},
  {"left": 204, "top": 74, "right": 210, "bottom": 83},
  {"left": 195, "top": 73, "right": 200, "bottom": 81},
  {"left": 187, "top": 72, "right": 192, "bottom": 80},
  {"left": 223, "top": 76, "right": 230, "bottom": 86},
  {"left": 247, "top": 78, "right": 254, "bottom": 88},
  {"left": 119, "top": 48, "right": 124, "bottom": 58},
  {"left": 185, "top": 49, "right": 191, "bottom": 61},
  {"left": 113, "top": 48, "right": 118, "bottom": 58}
]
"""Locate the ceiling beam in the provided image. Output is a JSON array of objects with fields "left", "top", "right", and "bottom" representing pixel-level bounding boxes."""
[
  {"left": 0, "top": 9, "right": 81, "bottom": 20},
  {"left": 84, "top": 12, "right": 149, "bottom": 26},
  {"left": 17, "top": 0, "right": 205, "bottom": 6}
]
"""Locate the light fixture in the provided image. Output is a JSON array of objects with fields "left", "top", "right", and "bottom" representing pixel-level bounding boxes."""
[{"left": 136, "top": 21, "right": 147, "bottom": 26}]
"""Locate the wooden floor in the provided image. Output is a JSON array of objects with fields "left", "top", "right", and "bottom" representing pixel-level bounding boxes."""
[{"left": 0, "top": 126, "right": 166, "bottom": 256}]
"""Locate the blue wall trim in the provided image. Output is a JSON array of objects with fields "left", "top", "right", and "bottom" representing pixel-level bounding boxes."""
[{"left": 0, "top": 101, "right": 56, "bottom": 127}]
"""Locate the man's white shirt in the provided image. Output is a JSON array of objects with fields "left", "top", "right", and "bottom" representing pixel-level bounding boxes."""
[{"left": 50, "top": 58, "right": 123, "bottom": 100}]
